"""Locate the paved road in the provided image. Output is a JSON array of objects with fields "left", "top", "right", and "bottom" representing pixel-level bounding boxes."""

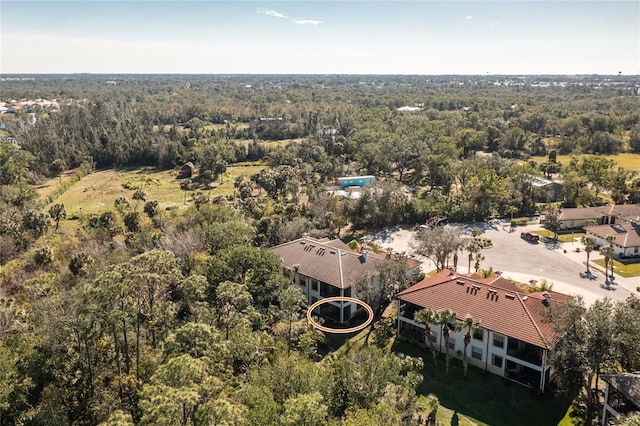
[{"left": 369, "top": 221, "right": 639, "bottom": 305}]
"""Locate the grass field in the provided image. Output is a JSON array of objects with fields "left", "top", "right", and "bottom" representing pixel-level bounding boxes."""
[
  {"left": 530, "top": 153, "right": 640, "bottom": 170},
  {"left": 392, "top": 341, "right": 577, "bottom": 426},
  {"left": 593, "top": 258, "right": 640, "bottom": 278},
  {"left": 234, "top": 138, "right": 304, "bottom": 150},
  {"left": 533, "top": 229, "right": 585, "bottom": 243},
  {"left": 39, "top": 164, "right": 266, "bottom": 218}
]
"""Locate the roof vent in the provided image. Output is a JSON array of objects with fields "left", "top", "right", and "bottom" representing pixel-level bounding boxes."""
[
  {"left": 505, "top": 293, "right": 515, "bottom": 300},
  {"left": 456, "top": 280, "right": 465, "bottom": 285}
]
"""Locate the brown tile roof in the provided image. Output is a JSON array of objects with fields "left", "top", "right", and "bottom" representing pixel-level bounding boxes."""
[
  {"left": 374, "top": 250, "right": 423, "bottom": 270},
  {"left": 269, "top": 237, "right": 380, "bottom": 289},
  {"left": 585, "top": 221, "right": 640, "bottom": 248},
  {"left": 601, "top": 373, "right": 640, "bottom": 408},
  {"left": 397, "top": 270, "right": 571, "bottom": 349},
  {"left": 557, "top": 205, "right": 640, "bottom": 222}
]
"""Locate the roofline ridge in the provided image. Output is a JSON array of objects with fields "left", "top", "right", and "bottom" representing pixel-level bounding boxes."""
[
  {"left": 517, "top": 293, "right": 551, "bottom": 349},
  {"left": 397, "top": 276, "right": 453, "bottom": 297},
  {"left": 338, "top": 245, "right": 344, "bottom": 288}
]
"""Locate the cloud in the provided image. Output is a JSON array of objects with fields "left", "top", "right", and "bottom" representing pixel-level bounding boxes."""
[
  {"left": 294, "top": 19, "right": 323, "bottom": 26},
  {"left": 257, "top": 8, "right": 287, "bottom": 19},
  {"left": 465, "top": 15, "right": 473, "bottom": 20},
  {"left": 490, "top": 21, "right": 500, "bottom": 27}
]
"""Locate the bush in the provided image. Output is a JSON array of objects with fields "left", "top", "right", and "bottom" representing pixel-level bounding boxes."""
[
  {"left": 347, "top": 240, "right": 360, "bottom": 251},
  {"left": 510, "top": 218, "right": 528, "bottom": 227}
]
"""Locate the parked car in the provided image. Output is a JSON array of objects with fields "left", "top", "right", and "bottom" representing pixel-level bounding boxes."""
[{"left": 520, "top": 232, "right": 540, "bottom": 242}]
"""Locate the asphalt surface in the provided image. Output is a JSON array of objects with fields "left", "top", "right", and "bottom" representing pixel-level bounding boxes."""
[{"left": 369, "top": 220, "right": 639, "bottom": 305}]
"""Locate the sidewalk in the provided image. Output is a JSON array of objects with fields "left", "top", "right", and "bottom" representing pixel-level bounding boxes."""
[{"left": 552, "top": 242, "right": 639, "bottom": 300}]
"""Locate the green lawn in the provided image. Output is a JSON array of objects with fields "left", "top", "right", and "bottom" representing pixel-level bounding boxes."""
[
  {"left": 533, "top": 229, "right": 585, "bottom": 244},
  {"left": 392, "top": 341, "right": 577, "bottom": 426},
  {"left": 593, "top": 258, "right": 640, "bottom": 278}
]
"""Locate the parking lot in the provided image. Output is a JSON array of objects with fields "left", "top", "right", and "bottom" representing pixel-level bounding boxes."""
[{"left": 369, "top": 220, "right": 638, "bottom": 305}]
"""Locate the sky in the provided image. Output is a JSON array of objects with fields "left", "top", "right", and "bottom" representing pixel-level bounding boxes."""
[{"left": 1, "top": 1, "right": 638, "bottom": 75}]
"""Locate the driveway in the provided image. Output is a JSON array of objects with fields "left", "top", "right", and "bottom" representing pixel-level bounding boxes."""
[{"left": 369, "top": 221, "right": 639, "bottom": 305}]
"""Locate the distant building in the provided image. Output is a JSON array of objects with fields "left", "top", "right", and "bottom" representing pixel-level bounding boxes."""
[
  {"left": 334, "top": 175, "right": 375, "bottom": 189},
  {"left": 528, "top": 175, "right": 563, "bottom": 202},
  {"left": 317, "top": 128, "right": 338, "bottom": 139},
  {"left": 585, "top": 219, "right": 640, "bottom": 258},
  {"left": 553, "top": 205, "right": 640, "bottom": 230},
  {"left": 180, "top": 162, "right": 196, "bottom": 179}
]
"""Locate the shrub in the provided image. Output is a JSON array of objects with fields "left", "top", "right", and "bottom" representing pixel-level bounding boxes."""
[
  {"left": 347, "top": 240, "right": 360, "bottom": 251},
  {"left": 511, "top": 218, "right": 528, "bottom": 227}
]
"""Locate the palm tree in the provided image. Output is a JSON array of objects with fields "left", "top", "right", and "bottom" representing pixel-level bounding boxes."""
[
  {"left": 462, "top": 314, "right": 480, "bottom": 377},
  {"left": 600, "top": 246, "right": 615, "bottom": 283},
  {"left": 581, "top": 236, "right": 596, "bottom": 274},
  {"left": 437, "top": 310, "right": 459, "bottom": 374},
  {"left": 467, "top": 243, "right": 480, "bottom": 274},
  {"left": 415, "top": 308, "right": 439, "bottom": 367},
  {"left": 605, "top": 235, "right": 616, "bottom": 280},
  {"left": 474, "top": 252, "right": 485, "bottom": 273}
]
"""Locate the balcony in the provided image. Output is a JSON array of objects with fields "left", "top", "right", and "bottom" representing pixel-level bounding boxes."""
[{"left": 507, "top": 339, "right": 543, "bottom": 366}]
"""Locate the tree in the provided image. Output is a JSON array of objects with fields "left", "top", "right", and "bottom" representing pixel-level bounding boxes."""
[
  {"left": 215, "top": 281, "right": 255, "bottom": 340},
  {"left": 48, "top": 203, "right": 67, "bottom": 231},
  {"left": 414, "top": 309, "right": 439, "bottom": 367},
  {"left": 132, "top": 189, "right": 147, "bottom": 202},
  {"left": 34, "top": 246, "right": 53, "bottom": 267},
  {"left": 143, "top": 200, "right": 159, "bottom": 219},
  {"left": 22, "top": 209, "right": 51, "bottom": 238},
  {"left": 114, "top": 196, "right": 130, "bottom": 215},
  {"left": 50, "top": 158, "right": 67, "bottom": 181},
  {"left": 546, "top": 296, "right": 618, "bottom": 408},
  {"left": 436, "top": 310, "right": 459, "bottom": 374},
  {"left": 466, "top": 242, "right": 480, "bottom": 274},
  {"left": 581, "top": 236, "right": 596, "bottom": 274},
  {"left": 542, "top": 203, "right": 562, "bottom": 240},
  {"left": 123, "top": 211, "right": 141, "bottom": 233},
  {"left": 180, "top": 179, "right": 191, "bottom": 205},
  {"left": 278, "top": 285, "right": 305, "bottom": 353},
  {"left": 281, "top": 392, "right": 328, "bottom": 426},
  {"left": 462, "top": 314, "right": 480, "bottom": 377},
  {"left": 411, "top": 225, "right": 464, "bottom": 271}
]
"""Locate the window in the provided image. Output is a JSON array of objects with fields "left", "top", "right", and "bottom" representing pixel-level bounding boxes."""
[
  {"left": 447, "top": 337, "right": 456, "bottom": 350},
  {"left": 492, "top": 355, "right": 503, "bottom": 368},
  {"left": 311, "top": 280, "right": 319, "bottom": 291},
  {"left": 430, "top": 330, "right": 438, "bottom": 343},
  {"left": 343, "top": 287, "right": 351, "bottom": 298},
  {"left": 473, "top": 327, "right": 484, "bottom": 341},
  {"left": 493, "top": 333, "right": 505, "bottom": 348},
  {"left": 471, "top": 346, "right": 483, "bottom": 360}
]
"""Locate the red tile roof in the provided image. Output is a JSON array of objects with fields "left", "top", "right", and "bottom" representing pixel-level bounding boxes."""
[
  {"left": 397, "top": 270, "right": 571, "bottom": 349},
  {"left": 269, "top": 237, "right": 380, "bottom": 289}
]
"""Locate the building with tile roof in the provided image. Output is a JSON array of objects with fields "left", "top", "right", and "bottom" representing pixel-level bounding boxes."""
[
  {"left": 552, "top": 204, "right": 640, "bottom": 230},
  {"left": 396, "top": 269, "right": 572, "bottom": 391},
  {"left": 585, "top": 218, "right": 640, "bottom": 259},
  {"left": 270, "top": 236, "right": 421, "bottom": 324},
  {"left": 601, "top": 373, "right": 640, "bottom": 425}
]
